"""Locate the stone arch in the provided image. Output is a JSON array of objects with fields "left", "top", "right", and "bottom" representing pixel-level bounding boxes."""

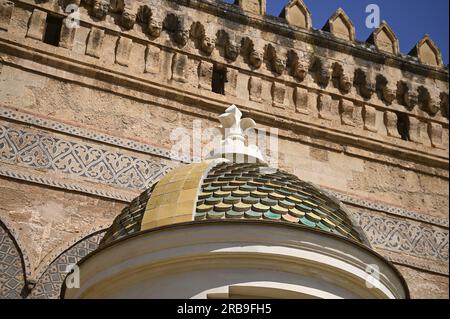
[
  {"left": 28, "top": 228, "right": 107, "bottom": 299},
  {"left": 367, "top": 21, "right": 400, "bottom": 55},
  {"left": 323, "top": 8, "right": 355, "bottom": 42},
  {"left": 409, "top": 35, "right": 443, "bottom": 67},
  {"left": 0, "top": 218, "right": 28, "bottom": 298},
  {"left": 280, "top": 0, "right": 312, "bottom": 30}
]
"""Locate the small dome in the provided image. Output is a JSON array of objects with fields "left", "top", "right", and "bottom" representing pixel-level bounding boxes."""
[{"left": 100, "top": 160, "right": 366, "bottom": 247}]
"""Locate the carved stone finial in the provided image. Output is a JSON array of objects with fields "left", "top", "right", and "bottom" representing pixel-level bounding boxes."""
[
  {"left": 367, "top": 21, "right": 400, "bottom": 55},
  {"left": 409, "top": 35, "right": 443, "bottom": 67},
  {"left": 206, "top": 105, "right": 265, "bottom": 163},
  {"left": 236, "top": 0, "right": 266, "bottom": 16},
  {"left": 280, "top": 0, "right": 312, "bottom": 30},
  {"left": 323, "top": 8, "right": 355, "bottom": 42}
]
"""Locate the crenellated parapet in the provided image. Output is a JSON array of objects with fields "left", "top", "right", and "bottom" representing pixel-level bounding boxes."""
[{"left": 0, "top": 0, "right": 448, "bottom": 158}]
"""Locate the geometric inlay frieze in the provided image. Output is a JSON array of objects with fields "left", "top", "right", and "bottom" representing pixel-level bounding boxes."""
[
  {"left": 0, "top": 122, "right": 171, "bottom": 190},
  {"left": 0, "top": 222, "right": 26, "bottom": 299},
  {"left": 352, "top": 211, "right": 449, "bottom": 263}
]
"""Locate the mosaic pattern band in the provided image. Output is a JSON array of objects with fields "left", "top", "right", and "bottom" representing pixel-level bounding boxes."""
[
  {"left": 0, "top": 105, "right": 189, "bottom": 163},
  {"left": 351, "top": 210, "right": 448, "bottom": 265},
  {"left": 0, "top": 120, "right": 173, "bottom": 193},
  {"left": 331, "top": 191, "right": 449, "bottom": 228}
]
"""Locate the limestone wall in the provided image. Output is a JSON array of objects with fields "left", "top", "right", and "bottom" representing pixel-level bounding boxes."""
[{"left": 0, "top": 0, "right": 448, "bottom": 298}]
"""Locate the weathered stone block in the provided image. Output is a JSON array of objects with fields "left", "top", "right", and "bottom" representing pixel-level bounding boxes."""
[
  {"left": 198, "top": 61, "right": 213, "bottom": 90},
  {"left": 363, "top": 105, "right": 378, "bottom": 132},
  {"left": 115, "top": 36, "right": 133, "bottom": 66},
  {"left": 145, "top": 45, "right": 161, "bottom": 74},
  {"left": 0, "top": 0, "right": 14, "bottom": 31},
  {"left": 86, "top": 27, "right": 105, "bottom": 58},
  {"left": 59, "top": 19, "right": 77, "bottom": 49},
  {"left": 294, "top": 87, "right": 309, "bottom": 114},
  {"left": 224, "top": 68, "right": 238, "bottom": 97},
  {"left": 26, "top": 9, "right": 47, "bottom": 41},
  {"left": 428, "top": 122, "right": 444, "bottom": 149},
  {"left": 340, "top": 99, "right": 355, "bottom": 126},
  {"left": 272, "top": 82, "right": 286, "bottom": 109},
  {"left": 318, "top": 94, "right": 333, "bottom": 121},
  {"left": 249, "top": 76, "right": 262, "bottom": 102},
  {"left": 408, "top": 116, "right": 422, "bottom": 144},
  {"left": 384, "top": 111, "right": 400, "bottom": 138},
  {"left": 172, "top": 53, "right": 188, "bottom": 83}
]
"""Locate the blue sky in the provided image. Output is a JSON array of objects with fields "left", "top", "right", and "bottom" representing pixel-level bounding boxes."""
[{"left": 224, "top": 0, "right": 449, "bottom": 64}]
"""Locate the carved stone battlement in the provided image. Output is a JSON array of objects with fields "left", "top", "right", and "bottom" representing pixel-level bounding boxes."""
[{"left": 0, "top": 0, "right": 449, "bottom": 160}]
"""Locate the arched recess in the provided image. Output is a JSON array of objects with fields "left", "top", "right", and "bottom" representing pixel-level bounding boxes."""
[
  {"left": 28, "top": 229, "right": 107, "bottom": 299},
  {"left": 0, "top": 219, "right": 27, "bottom": 298}
]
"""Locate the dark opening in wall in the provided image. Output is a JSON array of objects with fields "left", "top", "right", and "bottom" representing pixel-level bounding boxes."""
[
  {"left": 212, "top": 65, "right": 227, "bottom": 95},
  {"left": 43, "top": 15, "right": 63, "bottom": 46},
  {"left": 396, "top": 112, "right": 410, "bottom": 141}
]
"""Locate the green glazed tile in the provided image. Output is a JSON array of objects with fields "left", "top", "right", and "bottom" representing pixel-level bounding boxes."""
[
  {"left": 252, "top": 203, "right": 270, "bottom": 212},
  {"left": 223, "top": 196, "right": 241, "bottom": 204},
  {"left": 232, "top": 190, "right": 250, "bottom": 197},
  {"left": 197, "top": 204, "right": 214, "bottom": 213},
  {"left": 207, "top": 211, "right": 225, "bottom": 219},
  {"left": 263, "top": 211, "right": 282, "bottom": 220},
  {"left": 317, "top": 222, "right": 331, "bottom": 232},
  {"left": 214, "top": 202, "right": 233, "bottom": 212},
  {"left": 261, "top": 198, "right": 277, "bottom": 206},
  {"left": 277, "top": 189, "right": 292, "bottom": 196},
  {"left": 296, "top": 203, "right": 313, "bottom": 211},
  {"left": 204, "top": 197, "right": 221, "bottom": 205},
  {"left": 257, "top": 186, "right": 274, "bottom": 193},
  {"left": 245, "top": 210, "right": 263, "bottom": 219},
  {"left": 203, "top": 186, "right": 220, "bottom": 192},
  {"left": 271, "top": 205, "right": 288, "bottom": 214},
  {"left": 233, "top": 202, "right": 252, "bottom": 212},
  {"left": 226, "top": 210, "right": 245, "bottom": 218},
  {"left": 198, "top": 192, "right": 213, "bottom": 200},
  {"left": 251, "top": 190, "right": 267, "bottom": 198},
  {"left": 221, "top": 185, "right": 239, "bottom": 191},
  {"left": 194, "top": 212, "right": 207, "bottom": 220},
  {"left": 279, "top": 200, "right": 295, "bottom": 209},
  {"left": 218, "top": 176, "right": 234, "bottom": 181},
  {"left": 240, "top": 185, "right": 257, "bottom": 192},
  {"left": 299, "top": 216, "right": 316, "bottom": 227},
  {"left": 196, "top": 200, "right": 204, "bottom": 206},
  {"left": 213, "top": 190, "right": 231, "bottom": 198},
  {"left": 242, "top": 197, "right": 259, "bottom": 204}
]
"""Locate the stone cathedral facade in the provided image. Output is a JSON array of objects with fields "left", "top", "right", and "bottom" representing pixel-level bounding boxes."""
[{"left": 0, "top": 0, "right": 448, "bottom": 299}]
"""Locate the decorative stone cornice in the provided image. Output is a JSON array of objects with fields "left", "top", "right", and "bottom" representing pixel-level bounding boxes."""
[{"left": 0, "top": 35, "right": 448, "bottom": 170}]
